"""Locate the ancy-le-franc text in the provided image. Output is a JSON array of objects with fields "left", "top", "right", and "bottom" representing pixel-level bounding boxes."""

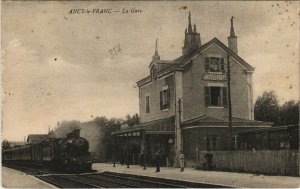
[{"left": 69, "top": 8, "right": 142, "bottom": 14}]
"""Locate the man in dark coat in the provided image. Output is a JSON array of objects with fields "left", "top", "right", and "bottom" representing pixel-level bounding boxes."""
[
  {"left": 205, "top": 151, "right": 214, "bottom": 171},
  {"left": 155, "top": 150, "right": 161, "bottom": 172},
  {"left": 140, "top": 150, "right": 144, "bottom": 167}
]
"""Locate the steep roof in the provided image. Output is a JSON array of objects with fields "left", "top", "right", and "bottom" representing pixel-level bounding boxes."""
[{"left": 137, "top": 37, "right": 254, "bottom": 87}]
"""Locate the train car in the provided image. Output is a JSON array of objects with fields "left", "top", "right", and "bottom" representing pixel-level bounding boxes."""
[
  {"left": 31, "top": 143, "right": 43, "bottom": 161},
  {"left": 2, "top": 129, "right": 92, "bottom": 172},
  {"left": 20, "top": 146, "right": 32, "bottom": 161}
]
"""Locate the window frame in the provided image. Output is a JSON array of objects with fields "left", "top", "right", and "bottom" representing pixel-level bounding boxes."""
[
  {"left": 160, "top": 86, "right": 170, "bottom": 111},
  {"left": 204, "top": 86, "right": 228, "bottom": 107},
  {"left": 205, "top": 136, "right": 218, "bottom": 151},
  {"left": 145, "top": 94, "right": 150, "bottom": 114},
  {"left": 205, "top": 57, "right": 225, "bottom": 73}
]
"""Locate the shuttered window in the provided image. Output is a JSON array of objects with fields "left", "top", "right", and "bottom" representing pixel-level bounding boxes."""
[
  {"left": 160, "top": 87, "right": 170, "bottom": 110},
  {"left": 204, "top": 86, "right": 210, "bottom": 107},
  {"left": 205, "top": 57, "right": 225, "bottom": 72},
  {"left": 204, "top": 86, "right": 228, "bottom": 107},
  {"left": 220, "top": 58, "right": 225, "bottom": 73},
  {"left": 205, "top": 57, "right": 210, "bottom": 72},
  {"left": 222, "top": 87, "right": 228, "bottom": 106}
]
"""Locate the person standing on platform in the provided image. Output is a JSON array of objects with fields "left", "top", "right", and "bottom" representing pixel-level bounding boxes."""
[
  {"left": 120, "top": 146, "right": 125, "bottom": 166},
  {"left": 155, "top": 150, "right": 161, "bottom": 172},
  {"left": 179, "top": 150, "right": 185, "bottom": 172},
  {"left": 207, "top": 152, "right": 214, "bottom": 171},
  {"left": 140, "top": 150, "right": 144, "bottom": 167},
  {"left": 204, "top": 151, "right": 214, "bottom": 171}
]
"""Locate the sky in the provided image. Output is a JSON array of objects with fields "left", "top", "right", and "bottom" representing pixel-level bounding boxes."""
[{"left": 2, "top": 1, "right": 299, "bottom": 141}]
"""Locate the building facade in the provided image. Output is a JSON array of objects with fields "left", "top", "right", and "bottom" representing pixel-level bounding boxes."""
[{"left": 112, "top": 13, "right": 271, "bottom": 167}]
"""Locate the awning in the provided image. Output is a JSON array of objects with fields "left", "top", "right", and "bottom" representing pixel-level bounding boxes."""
[
  {"left": 182, "top": 114, "right": 273, "bottom": 129},
  {"left": 112, "top": 116, "right": 175, "bottom": 135}
]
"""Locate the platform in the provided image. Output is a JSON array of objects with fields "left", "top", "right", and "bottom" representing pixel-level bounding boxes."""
[
  {"left": 2, "top": 166, "right": 56, "bottom": 188},
  {"left": 93, "top": 163, "right": 300, "bottom": 188}
]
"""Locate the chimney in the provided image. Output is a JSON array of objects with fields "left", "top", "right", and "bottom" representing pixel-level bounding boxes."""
[
  {"left": 182, "top": 12, "right": 201, "bottom": 55},
  {"left": 227, "top": 16, "right": 238, "bottom": 54}
]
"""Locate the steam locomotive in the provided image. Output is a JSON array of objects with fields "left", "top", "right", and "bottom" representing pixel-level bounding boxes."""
[{"left": 2, "top": 129, "right": 92, "bottom": 172}]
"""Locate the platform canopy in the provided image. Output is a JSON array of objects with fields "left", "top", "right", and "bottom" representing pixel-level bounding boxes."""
[
  {"left": 181, "top": 114, "right": 273, "bottom": 129},
  {"left": 112, "top": 116, "right": 175, "bottom": 136}
]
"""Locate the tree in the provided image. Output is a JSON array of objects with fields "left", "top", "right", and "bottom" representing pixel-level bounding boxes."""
[
  {"left": 254, "top": 91, "right": 280, "bottom": 123},
  {"left": 2, "top": 140, "right": 11, "bottom": 150},
  {"left": 101, "top": 117, "right": 122, "bottom": 161},
  {"left": 277, "top": 100, "right": 299, "bottom": 125},
  {"left": 125, "top": 113, "right": 140, "bottom": 127}
]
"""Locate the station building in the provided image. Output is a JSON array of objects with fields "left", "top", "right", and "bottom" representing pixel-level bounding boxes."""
[{"left": 112, "top": 13, "right": 272, "bottom": 167}]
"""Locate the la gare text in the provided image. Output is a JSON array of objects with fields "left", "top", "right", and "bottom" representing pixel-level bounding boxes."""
[{"left": 69, "top": 8, "right": 142, "bottom": 14}]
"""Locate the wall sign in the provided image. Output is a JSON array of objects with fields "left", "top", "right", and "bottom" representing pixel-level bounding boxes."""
[{"left": 202, "top": 73, "right": 227, "bottom": 81}]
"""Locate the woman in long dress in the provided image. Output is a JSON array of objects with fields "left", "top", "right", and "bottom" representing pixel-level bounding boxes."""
[{"left": 179, "top": 150, "right": 185, "bottom": 172}]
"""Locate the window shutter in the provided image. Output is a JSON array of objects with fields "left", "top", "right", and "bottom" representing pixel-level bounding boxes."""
[
  {"left": 205, "top": 57, "right": 210, "bottom": 72},
  {"left": 222, "top": 87, "right": 228, "bottom": 106},
  {"left": 160, "top": 91, "right": 163, "bottom": 110},
  {"left": 204, "top": 86, "right": 210, "bottom": 107},
  {"left": 167, "top": 88, "right": 170, "bottom": 109},
  {"left": 221, "top": 58, "right": 225, "bottom": 73}
]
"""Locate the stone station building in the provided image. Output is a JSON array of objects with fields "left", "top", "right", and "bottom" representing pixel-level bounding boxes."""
[{"left": 112, "top": 13, "right": 271, "bottom": 167}]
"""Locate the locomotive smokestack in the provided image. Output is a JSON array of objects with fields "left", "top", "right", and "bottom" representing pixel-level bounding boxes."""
[
  {"left": 66, "top": 129, "right": 81, "bottom": 139},
  {"left": 73, "top": 129, "right": 80, "bottom": 138}
]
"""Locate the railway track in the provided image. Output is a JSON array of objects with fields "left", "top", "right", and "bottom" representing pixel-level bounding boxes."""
[
  {"left": 37, "top": 172, "right": 185, "bottom": 188},
  {"left": 37, "top": 171, "right": 231, "bottom": 188},
  {"left": 36, "top": 174, "right": 100, "bottom": 188},
  {"left": 4, "top": 164, "right": 231, "bottom": 188}
]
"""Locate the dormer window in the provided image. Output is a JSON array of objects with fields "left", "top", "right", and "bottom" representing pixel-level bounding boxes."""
[{"left": 205, "top": 57, "right": 225, "bottom": 73}]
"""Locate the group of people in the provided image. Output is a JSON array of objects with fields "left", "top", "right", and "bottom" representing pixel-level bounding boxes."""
[
  {"left": 138, "top": 150, "right": 214, "bottom": 172},
  {"left": 154, "top": 150, "right": 185, "bottom": 172}
]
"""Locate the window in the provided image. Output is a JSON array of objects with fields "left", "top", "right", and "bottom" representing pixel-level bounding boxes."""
[
  {"left": 206, "top": 136, "right": 218, "bottom": 151},
  {"left": 231, "top": 135, "right": 239, "bottom": 150},
  {"left": 160, "top": 87, "right": 170, "bottom": 110},
  {"left": 205, "top": 86, "right": 228, "bottom": 107},
  {"left": 212, "top": 136, "right": 217, "bottom": 150},
  {"left": 205, "top": 57, "right": 225, "bottom": 72},
  {"left": 145, "top": 95, "right": 150, "bottom": 114}
]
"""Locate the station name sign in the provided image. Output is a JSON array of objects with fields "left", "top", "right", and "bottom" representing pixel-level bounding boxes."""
[{"left": 202, "top": 73, "right": 227, "bottom": 81}]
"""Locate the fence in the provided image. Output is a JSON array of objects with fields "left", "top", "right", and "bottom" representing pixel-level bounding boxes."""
[{"left": 193, "top": 150, "right": 300, "bottom": 176}]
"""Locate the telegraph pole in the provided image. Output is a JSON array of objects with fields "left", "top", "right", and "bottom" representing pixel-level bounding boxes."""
[
  {"left": 178, "top": 98, "right": 182, "bottom": 151},
  {"left": 227, "top": 54, "right": 233, "bottom": 151},
  {"left": 113, "top": 136, "right": 116, "bottom": 167},
  {"left": 126, "top": 133, "right": 130, "bottom": 168}
]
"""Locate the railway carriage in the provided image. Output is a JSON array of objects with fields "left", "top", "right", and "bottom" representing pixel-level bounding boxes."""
[{"left": 2, "top": 129, "right": 92, "bottom": 172}]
